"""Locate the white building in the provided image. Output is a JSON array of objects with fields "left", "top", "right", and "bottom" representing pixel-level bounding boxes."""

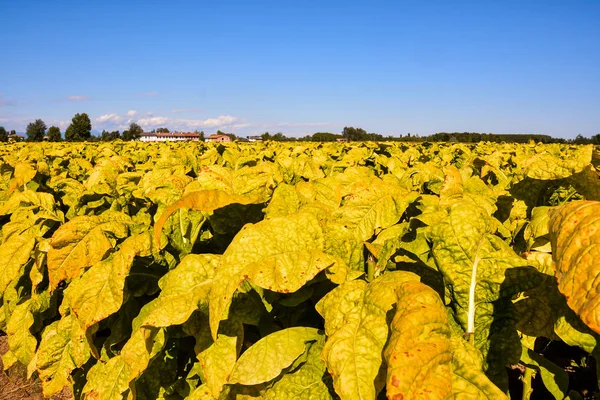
[{"left": 140, "top": 132, "right": 201, "bottom": 142}]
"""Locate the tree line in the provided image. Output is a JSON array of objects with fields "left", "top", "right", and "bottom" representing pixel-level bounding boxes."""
[
  {"left": 256, "top": 128, "right": 600, "bottom": 144},
  {"left": 0, "top": 113, "right": 144, "bottom": 142},
  {"left": 1, "top": 118, "right": 598, "bottom": 144}
]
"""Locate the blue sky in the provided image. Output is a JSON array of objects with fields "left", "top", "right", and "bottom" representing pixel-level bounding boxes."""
[{"left": 1, "top": 0, "right": 598, "bottom": 138}]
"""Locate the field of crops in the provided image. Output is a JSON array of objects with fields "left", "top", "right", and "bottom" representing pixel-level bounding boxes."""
[{"left": 1, "top": 140, "right": 599, "bottom": 399}]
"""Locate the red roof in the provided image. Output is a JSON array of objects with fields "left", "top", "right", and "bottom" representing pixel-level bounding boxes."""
[{"left": 142, "top": 132, "right": 200, "bottom": 138}]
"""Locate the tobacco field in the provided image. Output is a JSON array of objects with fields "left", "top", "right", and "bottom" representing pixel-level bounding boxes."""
[{"left": 1, "top": 140, "right": 600, "bottom": 400}]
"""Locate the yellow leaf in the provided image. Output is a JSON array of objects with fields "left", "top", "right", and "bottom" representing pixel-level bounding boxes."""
[
  {"left": 384, "top": 281, "right": 453, "bottom": 400},
  {"left": 47, "top": 211, "right": 131, "bottom": 290},
  {"left": 549, "top": 201, "right": 600, "bottom": 334}
]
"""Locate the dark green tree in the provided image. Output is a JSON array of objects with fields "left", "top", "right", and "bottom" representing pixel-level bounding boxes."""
[
  {"left": 47, "top": 126, "right": 62, "bottom": 142},
  {"left": 195, "top": 130, "right": 205, "bottom": 141},
  {"left": 261, "top": 132, "right": 272, "bottom": 141},
  {"left": 65, "top": 113, "right": 92, "bottom": 141},
  {"left": 311, "top": 132, "right": 339, "bottom": 142},
  {"left": 342, "top": 126, "right": 367, "bottom": 141},
  {"left": 0, "top": 126, "right": 7, "bottom": 142},
  {"left": 122, "top": 123, "right": 143, "bottom": 141},
  {"left": 101, "top": 130, "right": 121, "bottom": 141},
  {"left": 26, "top": 119, "right": 47, "bottom": 142},
  {"left": 156, "top": 127, "right": 170, "bottom": 133}
]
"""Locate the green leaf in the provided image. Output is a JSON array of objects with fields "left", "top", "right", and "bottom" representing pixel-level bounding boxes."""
[
  {"left": 428, "top": 201, "right": 536, "bottom": 347},
  {"left": 228, "top": 327, "right": 320, "bottom": 386},
  {"left": 333, "top": 178, "right": 418, "bottom": 241},
  {"left": 36, "top": 314, "right": 90, "bottom": 397},
  {"left": 520, "top": 339, "right": 569, "bottom": 400},
  {"left": 6, "top": 291, "right": 53, "bottom": 367},
  {"left": 82, "top": 327, "right": 166, "bottom": 400},
  {"left": 153, "top": 189, "right": 263, "bottom": 246},
  {"left": 383, "top": 281, "right": 453, "bottom": 399},
  {"left": 523, "top": 146, "right": 592, "bottom": 180},
  {"left": 209, "top": 212, "right": 338, "bottom": 339},
  {"left": 136, "top": 254, "right": 220, "bottom": 330},
  {"left": 263, "top": 336, "right": 332, "bottom": 400},
  {"left": 450, "top": 336, "right": 508, "bottom": 399}
]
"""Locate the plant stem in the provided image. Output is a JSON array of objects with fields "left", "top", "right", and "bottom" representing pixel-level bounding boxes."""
[
  {"left": 522, "top": 366, "right": 534, "bottom": 400},
  {"left": 367, "top": 255, "right": 375, "bottom": 282}
]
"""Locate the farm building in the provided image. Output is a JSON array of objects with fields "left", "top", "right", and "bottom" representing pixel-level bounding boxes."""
[
  {"left": 205, "top": 134, "right": 232, "bottom": 142},
  {"left": 139, "top": 132, "right": 201, "bottom": 142}
]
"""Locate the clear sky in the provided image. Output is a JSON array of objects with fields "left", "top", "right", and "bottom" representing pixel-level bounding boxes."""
[{"left": 1, "top": 0, "right": 598, "bottom": 138}]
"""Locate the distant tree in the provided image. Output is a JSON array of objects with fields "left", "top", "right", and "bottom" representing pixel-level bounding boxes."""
[
  {"left": 572, "top": 134, "right": 590, "bottom": 145},
  {"left": 342, "top": 126, "right": 368, "bottom": 141},
  {"left": 195, "top": 130, "right": 205, "bottom": 142},
  {"left": 47, "top": 126, "right": 62, "bottom": 142},
  {"left": 123, "top": 123, "right": 143, "bottom": 141},
  {"left": 156, "top": 127, "right": 170, "bottom": 133},
  {"left": 311, "top": 132, "right": 339, "bottom": 142},
  {"left": 271, "top": 132, "right": 286, "bottom": 141},
  {"left": 25, "top": 119, "right": 46, "bottom": 142},
  {"left": 101, "top": 130, "right": 121, "bottom": 141},
  {"left": 65, "top": 113, "right": 92, "bottom": 141},
  {"left": 261, "top": 132, "right": 272, "bottom": 141},
  {"left": 26, "top": 119, "right": 47, "bottom": 142},
  {"left": 0, "top": 126, "right": 7, "bottom": 142}
]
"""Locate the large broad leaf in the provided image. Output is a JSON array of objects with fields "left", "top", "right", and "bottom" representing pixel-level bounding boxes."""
[
  {"left": 0, "top": 234, "right": 36, "bottom": 296},
  {"left": 262, "top": 336, "right": 332, "bottom": 400},
  {"left": 7, "top": 162, "right": 37, "bottom": 194},
  {"left": 428, "top": 201, "right": 537, "bottom": 348},
  {"left": 136, "top": 253, "right": 220, "bottom": 330},
  {"left": 549, "top": 201, "right": 600, "bottom": 334},
  {"left": 450, "top": 336, "right": 508, "bottom": 399},
  {"left": 82, "top": 327, "right": 166, "bottom": 400},
  {"left": 568, "top": 164, "right": 600, "bottom": 201},
  {"left": 67, "top": 232, "right": 152, "bottom": 346},
  {"left": 228, "top": 326, "right": 320, "bottom": 386},
  {"left": 315, "top": 271, "right": 419, "bottom": 400},
  {"left": 47, "top": 211, "right": 132, "bottom": 290},
  {"left": 383, "top": 281, "right": 453, "bottom": 399},
  {"left": 153, "top": 189, "right": 263, "bottom": 246},
  {"left": 81, "top": 254, "right": 219, "bottom": 399},
  {"left": 199, "top": 333, "right": 239, "bottom": 398},
  {"left": 5, "top": 291, "right": 53, "bottom": 368},
  {"left": 522, "top": 146, "right": 592, "bottom": 180},
  {"left": 209, "top": 212, "right": 338, "bottom": 339},
  {"left": 187, "top": 163, "right": 275, "bottom": 201},
  {"left": 333, "top": 178, "right": 418, "bottom": 241},
  {"left": 36, "top": 314, "right": 90, "bottom": 397},
  {"left": 520, "top": 335, "right": 569, "bottom": 400}
]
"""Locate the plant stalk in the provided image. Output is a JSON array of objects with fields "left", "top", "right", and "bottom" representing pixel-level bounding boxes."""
[{"left": 521, "top": 366, "right": 534, "bottom": 400}]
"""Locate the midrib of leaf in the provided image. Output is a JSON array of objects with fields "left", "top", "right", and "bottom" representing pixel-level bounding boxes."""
[{"left": 447, "top": 218, "right": 485, "bottom": 337}]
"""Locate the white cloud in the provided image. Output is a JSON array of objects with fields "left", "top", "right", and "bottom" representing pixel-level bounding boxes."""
[
  {"left": 135, "top": 115, "right": 241, "bottom": 130},
  {"left": 136, "top": 116, "right": 170, "bottom": 126},
  {"left": 96, "top": 113, "right": 122, "bottom": 123},
  {"left": 127, "top": 110, "right": 137, "bottom": 117},
  {"left": 67, "top": 95, "right": 90, "bottom": 101}
]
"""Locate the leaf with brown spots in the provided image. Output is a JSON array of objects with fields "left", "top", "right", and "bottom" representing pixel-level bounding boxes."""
[{"left": 384, "top": 281, "right": 453, "bottom": 400}]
